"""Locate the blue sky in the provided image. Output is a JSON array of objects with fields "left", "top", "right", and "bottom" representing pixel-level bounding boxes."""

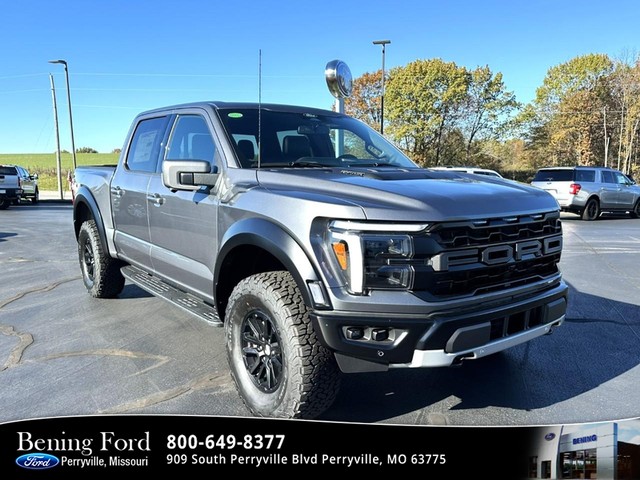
[{"left": 1, "top": 0, "right": 639, "bottom": 154}]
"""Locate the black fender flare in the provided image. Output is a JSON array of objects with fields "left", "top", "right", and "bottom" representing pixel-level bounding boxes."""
[
  {"left": 215, "top": 217, "right": 327, "bottom": 309},
  {"left": 73, "top": 185, "right": 109, "bottom": 254}
]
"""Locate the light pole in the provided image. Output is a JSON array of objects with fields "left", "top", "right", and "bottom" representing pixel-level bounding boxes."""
[
  {"left": 48, "top": 59, "right": 77, "bottom": 170},
  {"left": 372, "top": 40, "right": 390, "bottom": 135}
]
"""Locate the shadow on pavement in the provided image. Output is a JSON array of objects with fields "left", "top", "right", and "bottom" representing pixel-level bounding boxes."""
[
  {"left": 319, "top": 280, "right": 640, "bottom": 423},
  {"left": 0, "top": 232, "right": 18, "bottom": 242}
]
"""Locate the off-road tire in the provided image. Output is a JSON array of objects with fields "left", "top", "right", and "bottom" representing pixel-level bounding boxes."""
[
  {"left": 225, "top": 271, "right": 340, "bottom": 419},
  {"left": 581, "top": 198, "right": 600, "bottom": 221},
  {"left": 78, "top": 219, "right": 125, "bottom": 298}
]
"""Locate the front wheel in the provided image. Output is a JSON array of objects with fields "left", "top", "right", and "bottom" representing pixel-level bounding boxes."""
[
  {"left": 225, "top": 271, "right": 340, "bottom": 418},
  {"left": 0, "top": 199, "right": 10, "bottom": 210},
  {"left": 31, "top": 189, "right": 39, "bottom": 204},
  {"left": 77, "top": 219, "right": 125, "bottom": 298},
  {"left": 630, "top": 200, "right": 640, "bottom": 219},
  {"left": 581, "top": 198, "right": 600, "bottom": 221}
]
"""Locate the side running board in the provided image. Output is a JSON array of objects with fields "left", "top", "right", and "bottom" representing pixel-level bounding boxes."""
[{"left": 121, "top": 265, "right": 222, "bottom": 326}]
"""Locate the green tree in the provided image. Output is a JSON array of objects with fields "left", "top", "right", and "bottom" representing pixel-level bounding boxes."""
[
  {"left": 610, "top": 57, "right": 640, "bottom": 174},
  {"left": 461, "top": 66, "right": 519, "bottom": 162},
  {"left": 76, "top": 147, "right": 98, "bottom": 154},
  {"left": 385, "top": 58, "right": 468, "bottom": 165},
  {"left": 531, "top": 53, "right": 614, "bottom": 165},
  {"left": 344, "top": 70, "right": 382, "bottom": 131}
]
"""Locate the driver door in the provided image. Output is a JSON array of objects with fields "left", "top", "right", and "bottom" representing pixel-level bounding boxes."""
[{"left": 146, "top": 111, "right": 219, "bottom": 302}]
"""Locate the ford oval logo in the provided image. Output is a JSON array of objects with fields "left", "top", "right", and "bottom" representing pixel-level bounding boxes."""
[
  {"left": 16, "top": 453, "right": 60, "bottom": 470},
  {"left": 545, "top": 433, "right": 556, "bottom": 441}
]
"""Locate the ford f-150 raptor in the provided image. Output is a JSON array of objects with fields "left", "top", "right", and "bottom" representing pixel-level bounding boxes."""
[{"left": 72, "top": 101, "right": 568, "bottom": 418}]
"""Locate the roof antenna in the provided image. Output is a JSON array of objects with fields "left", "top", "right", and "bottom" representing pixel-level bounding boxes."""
[{"left": 257, "top": 49, "right": 262, "bottom": 169}]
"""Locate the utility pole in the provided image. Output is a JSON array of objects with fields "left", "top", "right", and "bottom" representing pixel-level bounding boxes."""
[
  {"left": 603, "top": 106, "right": 609, "bottom": 167},
  {"left": 49, "top": 74, "right": 64, "bottom": 200},
  {"left": 49, "top": 59, "right": 77, "bottom": 169}
]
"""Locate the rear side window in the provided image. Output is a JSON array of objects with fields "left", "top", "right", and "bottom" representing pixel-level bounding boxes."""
[
  {"left": 574, "top": 170, "right": 595, "bottom": 182},
  {"left": 0, "top": 166, "right": 17, "bottom": 175},
  {"left": 533, "top": 170, "right": 574, "bottom": 182},
  {"left": 126, "top": 116, "right": 169, "bottom": 173},
  {"left": 601, "top": 171, "right": 615, "bottom": 183}
]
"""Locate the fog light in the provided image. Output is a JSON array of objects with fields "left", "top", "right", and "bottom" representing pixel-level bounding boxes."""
[
  {"left": 371, "top": 328, "right": 389, "bottom": 341},
  {"left": 345, "top": 327, "right": 365, "bottom": 340}
]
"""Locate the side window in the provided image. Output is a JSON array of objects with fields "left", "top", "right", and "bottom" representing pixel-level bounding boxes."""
[
  {"left": 231, "top": 134, "right": 258, "bottom": 167},
  {"left": 331, "top": 129, "right": 377, "bottom": 160},
  {"left": 166, "top": 115, "right": 215, "bottom": 164},
  {"left": 613, "top": 172, "right": 628, "bottom": 185},
  {"left": 601, "top": 171, "right": 615, "bottom": 184},
  {"left": 126, "top": 117, "right": 168, "bottom": 173},
  {"left": 575, "top": 170, "right": 595, "bottom": 182}
]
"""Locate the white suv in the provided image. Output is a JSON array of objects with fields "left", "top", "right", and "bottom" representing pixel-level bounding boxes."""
[
  {"left": 531, "top": 166, "right": 640, "bottom": 220},
  {"left": 430, "top": 166, "right": 503, "bottom": 178}
]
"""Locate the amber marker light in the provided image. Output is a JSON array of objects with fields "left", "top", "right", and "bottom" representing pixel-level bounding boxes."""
[{"left": 332, "top": 242, "right": 349, "bottom": 270}]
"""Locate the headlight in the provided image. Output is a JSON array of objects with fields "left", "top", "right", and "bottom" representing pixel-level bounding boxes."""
[{"left": 328, "top": 221, "right": 428, "bottom": 294}]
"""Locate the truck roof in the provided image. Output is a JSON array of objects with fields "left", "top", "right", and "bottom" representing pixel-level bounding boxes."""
[{"left": 139, "top": 101, "right": 342, "bottom": 118}]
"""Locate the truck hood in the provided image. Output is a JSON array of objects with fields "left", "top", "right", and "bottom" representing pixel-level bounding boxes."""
[{"left": 256, "top": 167, "right": 559, "bottom": 221}]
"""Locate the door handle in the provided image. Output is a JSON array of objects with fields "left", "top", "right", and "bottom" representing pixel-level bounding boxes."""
[
  {"left": 110, "top": 186, "right": 124, "bottom": 198},
  {"left": 146, "top": 193, "right": 165, "bottom": 206}
]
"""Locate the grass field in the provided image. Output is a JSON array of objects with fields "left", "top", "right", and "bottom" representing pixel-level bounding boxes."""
[{"left": 0, "top": 153, "right": 119, "bottom": 191}]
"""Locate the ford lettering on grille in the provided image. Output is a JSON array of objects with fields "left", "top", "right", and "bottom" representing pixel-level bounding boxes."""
[{"left": 430, "top": 235, "right": 562, "bottom": 272}]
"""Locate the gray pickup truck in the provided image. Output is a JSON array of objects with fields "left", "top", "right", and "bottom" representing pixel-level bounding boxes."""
[
  {"left": 0, "top": 165, "right": 23, "bottom": 209},
  {"left": 72, "top": 101, "right": 568, "bottom": 418}
]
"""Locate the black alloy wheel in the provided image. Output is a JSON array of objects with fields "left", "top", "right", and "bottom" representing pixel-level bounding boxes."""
[
  {"left": 82, "top": 237, "right": 96, "bottom": 286},
  {"left": 241, "top": 310, "right": 283, "bottom": 393}
]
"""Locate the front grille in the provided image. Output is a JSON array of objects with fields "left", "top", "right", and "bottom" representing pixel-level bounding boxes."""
[
  {"left": 411, "top": 212, "right": 562, "bottom": 298},
  {"left": 433, "top": 213, "right": 560, "bottom": 248}
]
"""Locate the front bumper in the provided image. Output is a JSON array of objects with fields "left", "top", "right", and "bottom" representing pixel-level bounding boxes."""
[{"left": 310, "top": 281, "right": 568, "bottom": 373}]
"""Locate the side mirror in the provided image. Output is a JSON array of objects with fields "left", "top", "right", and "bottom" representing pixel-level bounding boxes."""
[
  {"left": 31, "top": 174, "right": 39, "bottom": 180},
  {"left": 162, "top": 160, "right": 219, "bottom": 191}
]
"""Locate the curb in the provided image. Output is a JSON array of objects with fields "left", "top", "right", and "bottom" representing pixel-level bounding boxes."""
[{"left": 39, "top": 190, "right": 73, "bottom": 203}]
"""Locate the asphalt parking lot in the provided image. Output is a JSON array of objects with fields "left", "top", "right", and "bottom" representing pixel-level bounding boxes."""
[{"left": 1, "top": 203, "right": 639, "bottom": 425}]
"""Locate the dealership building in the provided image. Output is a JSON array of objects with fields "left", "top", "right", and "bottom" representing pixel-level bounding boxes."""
[{"left": 529, "top": 423, "right": 640, "bottom": 479}]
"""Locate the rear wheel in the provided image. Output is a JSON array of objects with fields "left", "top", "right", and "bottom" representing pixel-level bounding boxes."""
[
  {"left": 225, "top": 271, "right": 340, "bottom": 418},
  {"left": 78, "top": 219, "right": 125, "bottom": 298},
  {"left": 581, "top": 198, "right": 600, "bottom": 221}
]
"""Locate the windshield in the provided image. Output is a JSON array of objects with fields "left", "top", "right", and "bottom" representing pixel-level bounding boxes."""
[{"left": 217, "top": 108, "right": 417, "bottom": 169}]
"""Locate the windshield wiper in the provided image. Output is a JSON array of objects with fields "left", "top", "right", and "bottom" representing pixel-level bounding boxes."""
[
  {"left": 346, "top": 161, "right": 396, "bottom": 168},
  {"left": 289, "top": 160, "right": 331, "bottom": 168}
]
